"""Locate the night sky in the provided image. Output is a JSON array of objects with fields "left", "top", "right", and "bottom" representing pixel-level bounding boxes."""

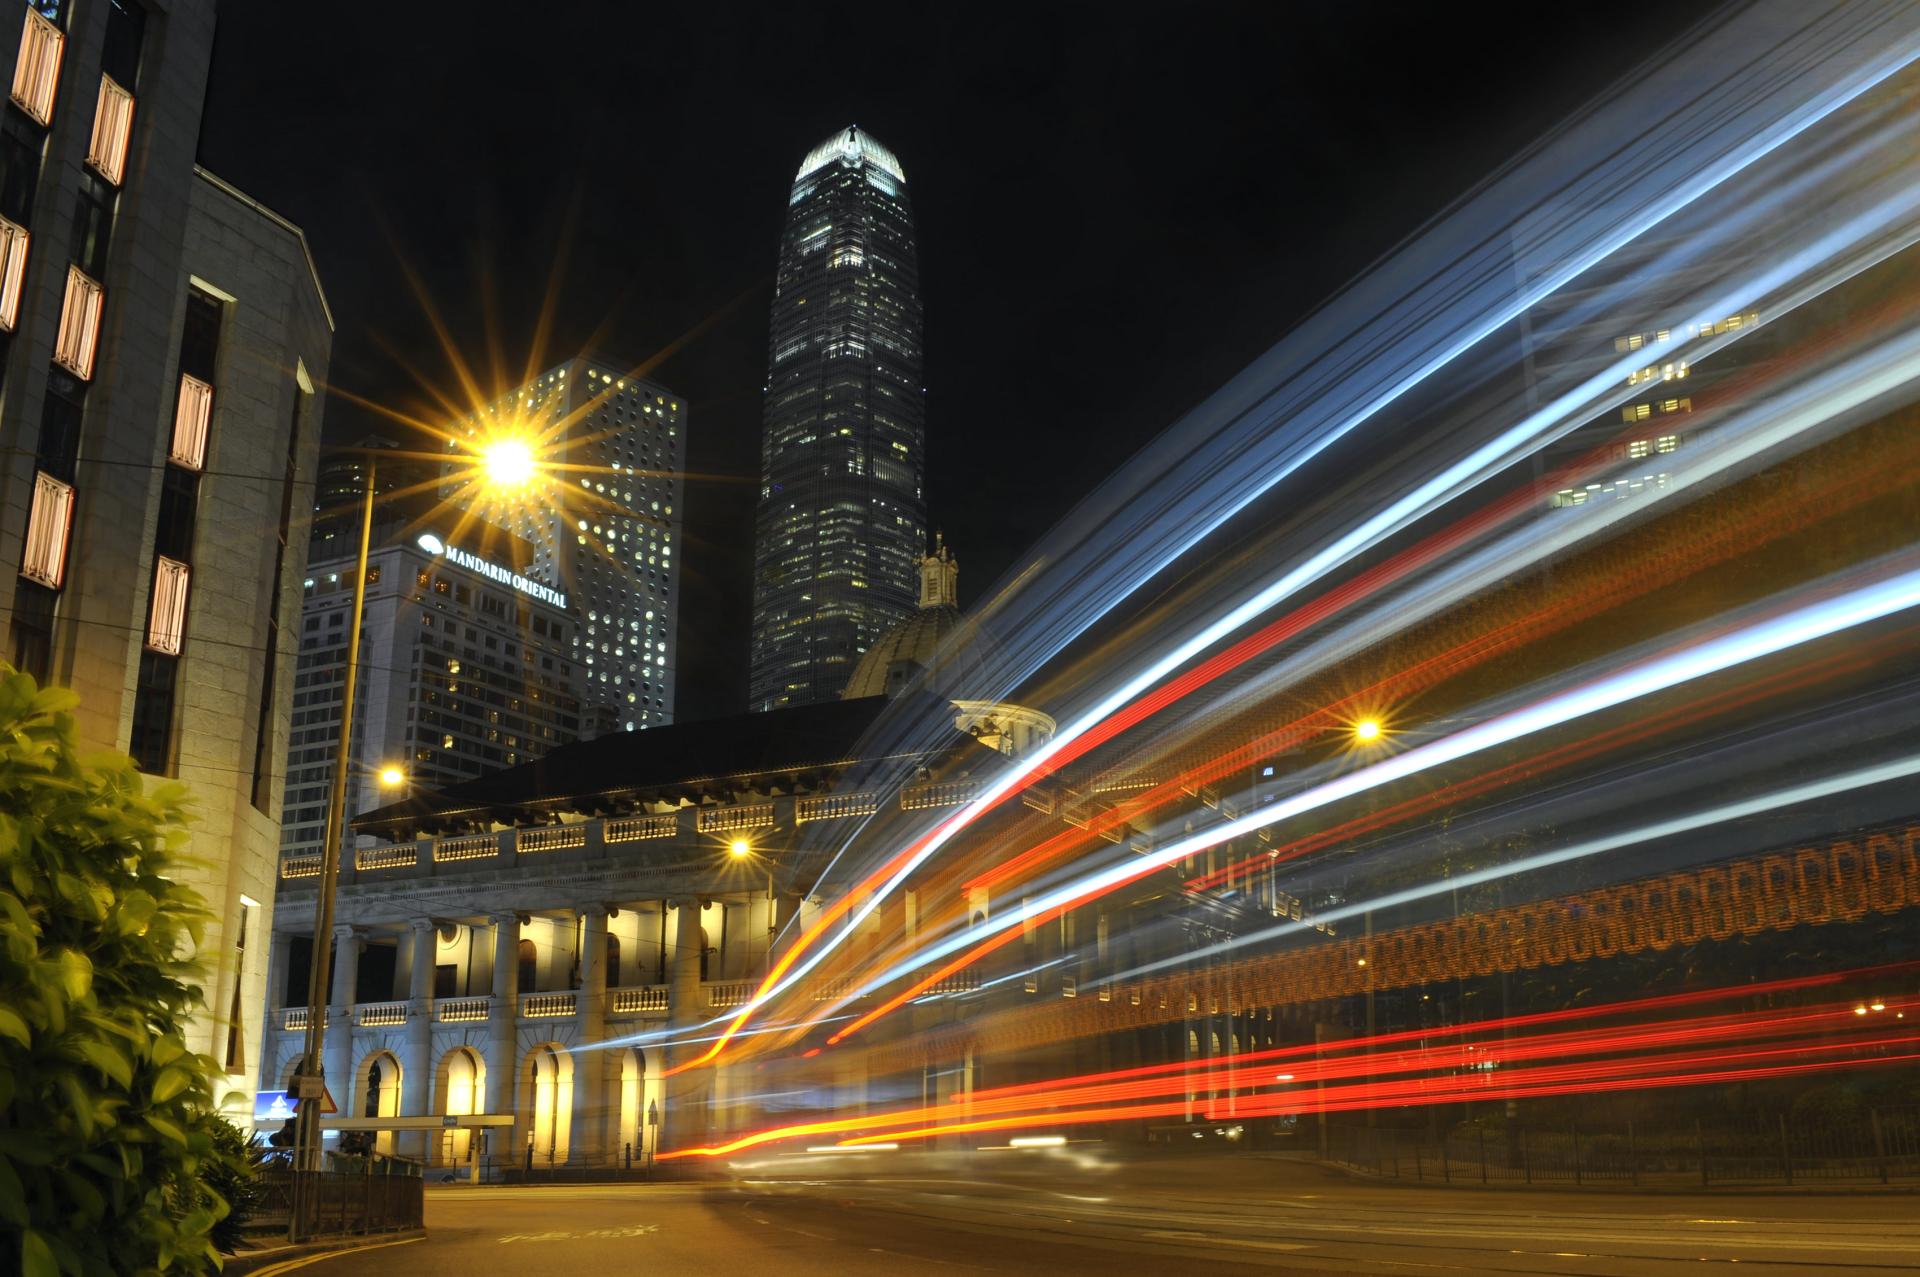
[{"left": 198, "top": 2, "right": 1702, "bottom": 723}]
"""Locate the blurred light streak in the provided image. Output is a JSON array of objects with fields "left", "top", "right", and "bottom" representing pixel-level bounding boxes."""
[
  {"left": 952, "top": 962, "right": 1920, "bottom": 1103},
  {"left": 664, "top": 986, "right": 1920, "bottom": 1159},
  {"left": 825, "top": 564, "right": 1920, "bottom": 1041}
]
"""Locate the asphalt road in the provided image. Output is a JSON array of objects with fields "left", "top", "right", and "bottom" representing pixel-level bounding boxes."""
[{"left": 303, "top": 1151, "right": 1920, "bottom": 1276}]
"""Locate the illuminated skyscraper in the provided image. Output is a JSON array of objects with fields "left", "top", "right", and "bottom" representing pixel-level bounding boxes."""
[
  {"left": 750, "top": 125, "right": 926, "bottom": 711},
  {"left": 444, "top": 357, "right": 685, "bottom": 732}
]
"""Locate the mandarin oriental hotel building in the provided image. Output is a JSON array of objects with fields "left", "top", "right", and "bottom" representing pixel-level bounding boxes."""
[{"left": 277, "top": 525, "right": 584, "bottom": 869}]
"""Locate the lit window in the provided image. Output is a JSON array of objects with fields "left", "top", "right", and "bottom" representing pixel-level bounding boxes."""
[
  {"left": 0, "top": 214, "right": 24, "bottom": 331},
  {"left": 9, "top": 7, "right": 62, "bottom": 126},
  {"left": 1656, "top": 434, "right": 1680, "bottom": 453},
  {"left": 85, "top": 74, "right": 133, "bottom": 185},
  {"left": 170, "top": 373, "right": 212, "bottom": 470},
  {"left": 1620, "top": 403, "right": 1650, "bottom": 423},
  {"left": 146, "top": 556, "right": 190, "bottom": 655},
  {"left": 22, "top": 470, "right": 74, "bottom": 587},
  {"left": 54, "top": 265, "right": 103, "bottom": 379}
]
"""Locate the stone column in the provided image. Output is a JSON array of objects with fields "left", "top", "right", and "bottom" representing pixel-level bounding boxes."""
[
  {"left": 322, "top": 925, "right": 358, "bottom": 1114},
  {"left": 771, "top": 892, "right": 799, "bottom": 964},
  {"left": 402, "top": 918, "right": 435, "bottom": 1160},
  {"left": 661, "top": 899, "right": 709, "bottom": 1152},
  {"left": 487, "top": 913, "right": 519, "bottom": 1120},
  {"left": 572, "top": 907, "right": 609, "bottom": 1165}
]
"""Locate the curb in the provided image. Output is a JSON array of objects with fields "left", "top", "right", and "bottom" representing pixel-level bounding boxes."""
[{"left": 222, "top": 1230, "right": 424, "bottom": 1275}]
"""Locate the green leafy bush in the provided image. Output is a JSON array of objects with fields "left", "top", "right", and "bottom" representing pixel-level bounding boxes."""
[{"left": 0, "top": 667, "right": 247, "bottom": 1275}]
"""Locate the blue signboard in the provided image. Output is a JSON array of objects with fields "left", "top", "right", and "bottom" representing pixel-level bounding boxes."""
[{"left": 253, "top": 1090, "right": 298, "bottom": 1122}]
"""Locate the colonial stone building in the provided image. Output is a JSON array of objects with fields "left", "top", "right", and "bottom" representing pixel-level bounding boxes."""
[{"left": 261, "top": 693, "right": 996, "bottom": 1169}]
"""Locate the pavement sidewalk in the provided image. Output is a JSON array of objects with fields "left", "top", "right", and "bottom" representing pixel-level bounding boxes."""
[{"left": 221, "top": 1230, "right": 424, "bottom": 1276}]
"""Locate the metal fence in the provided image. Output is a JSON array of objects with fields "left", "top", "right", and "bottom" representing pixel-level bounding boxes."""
[
  {"left": 253, "top": 1156, "right": 424, "bottom": 1240},
  {"left": 1324, "top": 1106, "right": 1920, "bottom": 1188}
]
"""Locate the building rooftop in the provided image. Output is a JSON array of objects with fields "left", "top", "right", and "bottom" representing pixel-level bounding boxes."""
[
  {"left": 353, "top": 693, "right": 926, "bottom": 837},
  {"left": 795, "top": 124, "right": 906, "bottom": 184}
]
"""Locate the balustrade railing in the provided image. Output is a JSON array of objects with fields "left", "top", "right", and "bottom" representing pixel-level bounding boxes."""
[
  {"left": 282, "top": 1006, "right": 326, "bottom": 1031},
  {"left": 928, "top": 967, "right": 981, "bottom": 995},
  {"left": 355, "top": 1001, "right": 408, "bottom": 1027},
  {"left": 899, "top": 778, "right": 980, "bottom": 810},
  {"left": 705, "top": 981, "right": 756, "bottom": 1009},
  {"left": 436, "top": 997, "right": 491, "bottom": 1023},
  {"left": 280, "top": 855, "right": 323, "bottom": 879},
  {"left": 432, "top": 834, "right": 497, "bottom": 863},
  {"left": 605, "top": 813, "right": 677, "bottom": 843},
  {"left": 796, "top": 791, "right": 880, "bottom": 823},
  {"left": 517, "top": 824, "right": 586, "bottom": 853},
  {"left": 354, "top": 845, "right": 417, "bottom": 872},
  {"left": 610, "top": 986, "right": 669, "bottom": 1014},
  {"left": 521, "top": 992, "right": 576, "bottom": 1018},
  {"left": 697, "top": 802, "right": 775, "bottom": 834}
]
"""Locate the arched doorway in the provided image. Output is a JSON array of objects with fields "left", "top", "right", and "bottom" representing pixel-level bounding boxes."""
[
  {"left": 358, "top": 1050, "right": 402, "bottom": 1155},
  {"left": 521, "top": 1044, "right": 573, "bottom": 1166},
  {"left": 616, "top": 1047, "right": 660, "bottom": 1166},
  {"left": 436, "top": 1047, "right": 486, "bottom": 1169}
]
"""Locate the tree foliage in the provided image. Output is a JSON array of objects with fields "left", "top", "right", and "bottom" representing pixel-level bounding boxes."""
[{"left": 0, "top": 667, "right": 245, "bottom": 1275}]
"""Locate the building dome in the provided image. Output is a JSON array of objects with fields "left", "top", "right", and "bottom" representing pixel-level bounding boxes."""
[
  {"left": 842, "top": 536, "right": 987, "bottom": 700},
  {"left": 841, "top": 537, "right": 1056, "bottom": 757}
]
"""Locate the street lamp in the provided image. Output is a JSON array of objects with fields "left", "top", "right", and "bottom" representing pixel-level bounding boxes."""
[
  {"left": 480, "top": 436, "right": 536, "bottom": 489},
  {"left": 728, "top": 837, "right": 752, "bottom": 859},
  {"left": 1352, "top": 716, "right": 1383, "bottom": 744},
  {"left": 290, "top": 434, "right": 542, "bottom": 1238}
]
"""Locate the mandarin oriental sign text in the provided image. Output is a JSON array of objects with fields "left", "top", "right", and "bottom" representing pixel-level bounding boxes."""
[{"left": 419, "top": 534, "right": 567, "bottom": 609}]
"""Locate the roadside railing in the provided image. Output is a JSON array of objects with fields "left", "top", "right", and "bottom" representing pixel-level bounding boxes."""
[
  {"left": 255, "top": 1154, "right": 425, "bottom": 1241},
  {"left": 1323, "top": 1105, "right": 1920, "bottom": 1188}
]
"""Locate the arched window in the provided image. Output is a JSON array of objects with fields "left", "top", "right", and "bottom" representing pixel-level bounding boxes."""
[
  {"left": 606, "top": 934, "right": 621, "bottom": 989},
  {"left": 699, "top": 927, "right": 711, "bottom": 982},
  {"left": 518, "top": 938, "right": 537, "bottom": 993}
]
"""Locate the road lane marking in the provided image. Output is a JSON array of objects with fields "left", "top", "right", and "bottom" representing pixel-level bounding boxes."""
[
  {"left": 1143, "top": 1230, "right": 1312, "bottom": 1252},
  {"left": 498, "top": 1224, "right": 660, "bottom": 1243},
  {"left": 249, "top": 1235, "right": 422, "bottom": 1276}
]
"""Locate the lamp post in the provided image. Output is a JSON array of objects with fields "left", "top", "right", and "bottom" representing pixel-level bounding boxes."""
[
  {"left": 289, "top": 457, "right": 375, "bottom": 1240},
  {"left": 287, "top": 437, "right": 540, "bottom": 1240},
  {"left": 1347, "top": 715, "right": 1386, "bottom": 1130}
]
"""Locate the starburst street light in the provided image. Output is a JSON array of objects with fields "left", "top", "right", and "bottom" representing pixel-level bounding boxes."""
[
  {"left": 377, "top": 765, "right": 406, "bottom": 788},
  {"left": 480, "top": 435, "right": 537, "bottom": 489},
  {"left": 1352, "top": 716, "right": 1384, "bottom": 744},
  {"left": 729, "top": 837, "right": 753, "bottom": 859}
]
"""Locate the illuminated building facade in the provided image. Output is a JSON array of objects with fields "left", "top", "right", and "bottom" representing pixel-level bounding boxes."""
[
  {"left": 445, "top": 356, "right": 684, "bottom": 731},
  {"left": 0, "top": 0, "right": 332, "bottom": 1118},
  {"left": 277, "top": 528, "right": 583, "bottom": 868},
  {"left": 750, "top": 125, "right": 927, "bottom": 711},
  {"left": 259, "top": 691, "right": 1068, "bottom": 1170}
]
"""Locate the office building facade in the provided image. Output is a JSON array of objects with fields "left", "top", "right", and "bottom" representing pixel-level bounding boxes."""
[
  {"left": 445, "top": 357, "right": 683, "bottom": 731},
  {"left": 749, "top": 125, "right": 927, "bottom": 711},
  {"left": 0, "top": 0, "right": 332, "bottom": 1114},
  {"left": 279, "top": 528, "right": 583, "bottom": 865}
]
